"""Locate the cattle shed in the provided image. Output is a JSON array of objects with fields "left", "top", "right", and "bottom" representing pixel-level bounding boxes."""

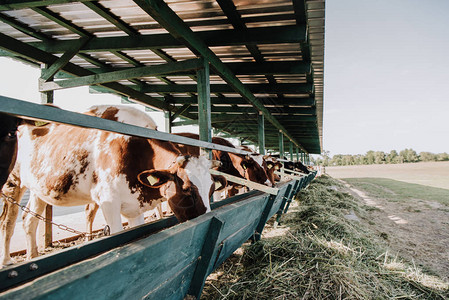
[{"left": 0, "top": 0, "right": 324, "bottom": 298}]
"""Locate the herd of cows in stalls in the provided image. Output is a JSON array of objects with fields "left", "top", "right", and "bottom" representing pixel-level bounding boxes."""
[{"left": 0, "top": 106, "right": 311, "bottom": 267}]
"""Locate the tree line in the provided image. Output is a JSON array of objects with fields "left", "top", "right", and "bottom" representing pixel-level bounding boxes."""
[{"left": 313, "top": 149, "right": 449, "bottom": 166}]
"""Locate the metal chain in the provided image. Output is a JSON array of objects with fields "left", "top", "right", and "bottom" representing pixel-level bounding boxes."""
[{"left": 1, "top": 191, "right": 99, "bottom": 239}]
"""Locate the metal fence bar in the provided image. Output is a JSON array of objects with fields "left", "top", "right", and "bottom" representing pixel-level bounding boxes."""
[
  {"left": 209, "top": 169, "right": 279, "bottom": 195},
  {"left": 0, "top": 96, "right": 251, "bottom": 155}
]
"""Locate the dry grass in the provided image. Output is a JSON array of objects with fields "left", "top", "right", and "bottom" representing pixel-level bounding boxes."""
[{"left": 201, "top": 176, "right": 449, "bottom": 300}]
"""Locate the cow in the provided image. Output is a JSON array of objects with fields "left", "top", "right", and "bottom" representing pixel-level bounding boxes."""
[
  {"left": 0, "top": 105, "right": 217, "bottom": 266},
  {"left": 237, "top": 146, "right": 283, "bottom": 186},
  {"left": 0, "top": 113, "right": 20, "bottom": 189},
  {"left": 283, "top": 160, "right": 310, "bottom": 174},
  {"left": 174, "top": 133, "right": 270, "bottom": 198}
]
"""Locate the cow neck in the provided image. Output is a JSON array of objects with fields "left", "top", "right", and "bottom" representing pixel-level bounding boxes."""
[{"left": 148, "top": 138, "right": 183, "bottom": 169}]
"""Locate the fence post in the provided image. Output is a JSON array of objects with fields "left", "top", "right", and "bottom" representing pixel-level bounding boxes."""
[
  {"left": 39, "top": 63, "right": 53, "bottom": 250},
  {"left": 188, "top": 216, "right": 223, "bottom": 299},
  {"left": 258, "top": 112, "right": 265, "bottom": 155},
  {"left": 196, "top": 57, "right": 212, "bottom": 158},
  {"left": 273, "top": 184, "right": 293, "bottom": 227}
]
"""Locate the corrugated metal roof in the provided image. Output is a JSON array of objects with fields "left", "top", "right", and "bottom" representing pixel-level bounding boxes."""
[{"left": 0, "top": 0, "right": 325, "bottom": 154}]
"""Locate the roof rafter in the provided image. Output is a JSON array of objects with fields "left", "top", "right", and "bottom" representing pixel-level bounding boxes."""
[
  {"left": 0, "top": 31, "right": 170, "bottom": 110},
  {"left": 29, "top": 25, "right": 306, "bottom": 53}
]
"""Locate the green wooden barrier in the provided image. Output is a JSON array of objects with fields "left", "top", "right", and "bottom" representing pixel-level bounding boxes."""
[{"left": 0, "top": 181, "right": 297, "bottom": 300}]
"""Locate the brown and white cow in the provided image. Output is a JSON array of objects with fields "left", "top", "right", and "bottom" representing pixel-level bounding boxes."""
[
  {"left": 0, "top": 105, "right": 216, "bottom": 265},
  {"left": 0, "top": 113, "right": 20, "bottom": 189},
  {"left": 238, "top": 146, "right": 283, "bottom": 186},
  {"left": 175, "top": 133, "right": 271, "bottom": 199}
]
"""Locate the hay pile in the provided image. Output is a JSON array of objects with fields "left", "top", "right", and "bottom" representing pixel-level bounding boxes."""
[{"left": 201, "top": 176, "right": 449, "bottom": 299}]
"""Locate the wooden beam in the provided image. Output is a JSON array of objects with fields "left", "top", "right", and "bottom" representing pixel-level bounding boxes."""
[
  {"left": 0, "top": 0, "right": 96, "bottom": 10},
  {"left": 258, "top": 112, "right": 265, "bottom": 155},
  {"left": 137, "top": 83, "right": 313, "bottom": 94},
  {"left": 55, "top": 61, "right": 311, "bottom": 76},
  {"left": 39, "top": 58, "right": 204, "bottom": 92},
  {"left": 188, "top": 106, "right": 316, "bottom": 115},
  {"left": 0, "top": 12, "right": 51, "bottom": 41},
  {"left": 83, "top": 2, "right": 139, "bottom": 36},
  {"left": 188, "top": 217, "right": 223, "bottom": 298},
  {"left": 30, "top": 25, "right": 306, "bottom": 53},
  {"left": 197, "top": 59, "right": 212, "bottom": 155},
  {"left": 40, "top": 37, "right": 89, "bottom": 82},
  {"left": 209, "top": 169, "right": 278, "bottom": 195}
]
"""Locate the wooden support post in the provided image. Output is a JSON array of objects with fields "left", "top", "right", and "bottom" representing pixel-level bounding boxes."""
[
  {"left": 252, "top": 193, "right": 278, "bottom": 242},
  {"left": 278, "top": 131, "right": 284, "bottom": 159},
  {"left": 289, "top": 142, "right": 293, "bottom": 161},
  {"left": 258, "top": 112, "right": 265, "bottom": 155},
  {"left": 164, "top": 111, "right": 172, "bottom": 133},
  {"left": 273, "top": 184, "right": 293, "bottom": 228},
  {"left": 283, "top": 178, "right": 305, "bottom": 214},
  {"left": 39, "top": 63, "right": 53, "bottom": 250},
  {"left": 196, "top": 58, "right": 211, "bottom": 157},
  {"left": 296, "top": 147, "right": 299, "bottom": 162},
  {"left": 188, "top": 217, "right": 223, "bottom": 299}
]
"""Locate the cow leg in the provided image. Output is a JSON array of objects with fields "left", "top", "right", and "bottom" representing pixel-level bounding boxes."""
[
  {"left": 0, "top": 175, "right": 26, "bottom": 266},
  {"left": 85, "top": 203, "right": 99, "bottom": 241},
  {"left": 156, "top": 203, "right": 163, "bottom": 219},
  {"left": 22, "top": 193, "right": 47, "bottom": 260},
  {"left": 126, "top": 214, "right": 144, "bottom": 228},
  {"left": 213, "top": 191, "right": 222, "bottom": 202},
  {"left": 99, "top": 201, "right": 123, "bottom": 234}
]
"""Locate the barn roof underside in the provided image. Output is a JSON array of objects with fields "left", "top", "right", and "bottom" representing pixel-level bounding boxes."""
[{"left": 0, "top": 0, "right": 325, "bottom": 154}]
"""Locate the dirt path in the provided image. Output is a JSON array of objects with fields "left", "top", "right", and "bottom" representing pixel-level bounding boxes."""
[{"left": 340, "top": 180, "right": 449, "bottom": 281}]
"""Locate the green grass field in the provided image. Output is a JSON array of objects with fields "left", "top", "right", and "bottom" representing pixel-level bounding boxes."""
[
  {"left": 326, "top": 161, "right": 449, "bottom": 190},
  {"left": 342, "top": 177, "right": 449, "bottom": 206}
]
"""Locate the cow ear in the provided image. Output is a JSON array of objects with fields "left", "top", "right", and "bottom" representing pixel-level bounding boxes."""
[
  {"left": 176, "top": 155, "right": 190, "bottom": 168},
  {"left": 212, "top": 175, "right": 227, "bottom": 191},
  {"left": 137, "top": 170, "right": 174, "bottom": 188}
]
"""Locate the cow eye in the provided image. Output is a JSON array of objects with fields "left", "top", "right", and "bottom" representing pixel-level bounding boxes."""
[{"left": 5, "top": 131, "right": 17, "bottom": 140}]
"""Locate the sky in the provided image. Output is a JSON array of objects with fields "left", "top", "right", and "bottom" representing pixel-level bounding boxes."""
[
  {"left": 324, "top": 0, "right": 449, "bottom": 155},
  {"left": 1, "top": 0, "right": 448, "bottom": 156}
]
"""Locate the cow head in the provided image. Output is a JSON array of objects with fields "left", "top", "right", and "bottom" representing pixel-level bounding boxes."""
[
  {"left": 0, "top": 114, "right": 20, "bottom": 188},
  {"left": 240, "top": 155, "right": 271, "bottom": 186},
  {"left": 262, "top": 155, "right": 283, "bottom": 184},
  {"left": 137, "top": 156, "right": 221, "bottom": 222},
  {"left": 294, "top": 161, "right": 310, "bottom": 174}
]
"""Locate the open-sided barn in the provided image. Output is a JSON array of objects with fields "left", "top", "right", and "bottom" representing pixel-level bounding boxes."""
[{"left": 0, "top": 0, "right": 324, "bottom": 298}]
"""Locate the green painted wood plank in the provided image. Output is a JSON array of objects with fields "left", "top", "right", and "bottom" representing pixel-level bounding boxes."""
[
  {"left": 0, "top": 216, "right": 179, "bottom": 293},
  {"left": 137, "top": 83, "right": 313, "bottom": 94},
  {"left": 83, "top": 2, "right": 139, "bottom": 36},
  {"left": 0, "top": 0, "right": 96, "bottom": 10},
  {"left": 0, "top": 12, "right": 50, "bottom": 41},
  {"left": 197, "top": 59, "right": 212, "bottom": 151},
  {"left": 40, "top": 37, "right": 89, "bottom": 82},
  {"left": 209, "top": 169, "right": 278, "bottom": 195},
  {"left": 32, "top": 7, "right": 90, "bottom": 37},
  {"left": 0, "top": 189, "right": 274, "bottom": 299},
  {"left": 0, "top": 32, "right": 169, "bottom": 110},
  {"left": 188, "top": 217, "right": 223, "bottom": 298},
  {"left": 252, "top": 194, "right": 277, "bottom": 242},
  {"left": 213, "top": 221, "right": 260, "bottom": 270},
  {"left": 274, "top": 183, "right": 294, "bottom": 225},
  {"left": 57, "top": 61, "right": 312, "bottom": 77},
  {"left": 0, "top": 96, "right": 251, "bottom": 155},
  {"left": 31, "top": 25, "right": 306, "bottom": 53},
  {"left": 40, "top": 58, "right": 204, "bottom": 91},
  {"left": 279, "top": 131, "right": 284, "bottom": 157},
  {"left": 258, "top": 113, "right": 265, "bottom": 155}
]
